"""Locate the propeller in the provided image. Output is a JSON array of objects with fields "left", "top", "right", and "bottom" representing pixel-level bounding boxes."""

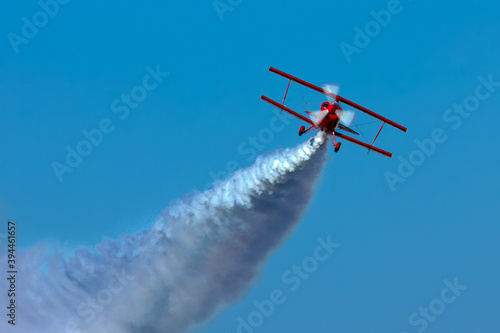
[
  {"left": 340, "top": 110, "right": 356, "bottom": 127},
  {"left": 305, "top": 110, "right": 328, "bottom": 124},
  {"left": 322, "top": 84, "right": 356, "bottom": 127},
  {"left": 322, "top": 84, "right": 339, "bottom": 103}
]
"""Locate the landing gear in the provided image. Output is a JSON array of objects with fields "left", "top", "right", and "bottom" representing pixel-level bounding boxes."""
[
  {"left": 334, "top": 142, "right": 341, "bottom": 153},
  {"left": 298, "top": 125, "right": 306, "bottom": 136}
]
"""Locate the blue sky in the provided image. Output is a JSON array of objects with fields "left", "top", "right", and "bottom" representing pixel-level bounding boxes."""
[{"left": 1, "top": 0, "right": 500, "bottom": 332}]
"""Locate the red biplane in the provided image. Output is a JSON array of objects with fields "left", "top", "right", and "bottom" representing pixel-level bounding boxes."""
[{"left": 261, "top": 67, "right": 407, "bottom": 158}]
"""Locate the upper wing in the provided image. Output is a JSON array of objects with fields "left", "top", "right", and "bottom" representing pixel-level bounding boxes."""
[
  {"left": 261, "top": 95, "right": 314, "bottom": 126},
  {"left": 335, "top": 96, "right": 407, "bottom": 132},
  {"left": 268, "top": 67, "right": 407, "bottom": 132},
  {"left": 334, "top": 132, "right": 392, "bottom": 158}
]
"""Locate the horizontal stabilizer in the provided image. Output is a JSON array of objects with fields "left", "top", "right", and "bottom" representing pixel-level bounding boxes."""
[{"left": 337, "top": 124, "right": 359, "bottom": 135}]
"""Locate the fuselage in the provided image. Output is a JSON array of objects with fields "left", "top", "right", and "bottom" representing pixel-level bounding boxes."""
[{"left": 317, "top": 102, "right": 343, "bottom": 134}]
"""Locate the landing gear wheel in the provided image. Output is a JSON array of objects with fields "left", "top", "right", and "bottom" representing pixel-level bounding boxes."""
[
  {"left": 298, "top": 126, "right": 306, "bottom": 136},
  {"left": 334, "top": 142, "right": 341, "bottom": 153}
]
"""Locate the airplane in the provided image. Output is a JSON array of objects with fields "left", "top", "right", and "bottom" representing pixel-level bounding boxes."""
[{"left": 261, "top": 67, "right": 407, "bottom": 158}]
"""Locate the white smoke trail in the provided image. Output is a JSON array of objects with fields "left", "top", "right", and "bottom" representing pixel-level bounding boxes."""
[{"left": 2, "top": 132, "right": 328, "bottom": 333}]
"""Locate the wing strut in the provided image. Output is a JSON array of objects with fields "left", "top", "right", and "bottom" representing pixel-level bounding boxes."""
[
  {"left": 367, "top": 122, "right": 386, "bottom": 154},
  {"left": 282, "top": 79, "right": 291, "bottom": 108}
]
